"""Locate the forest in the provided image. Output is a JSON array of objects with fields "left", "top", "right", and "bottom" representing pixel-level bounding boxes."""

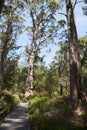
[{"left": 0, "top": 0, "right": 87, "bottom": 130}]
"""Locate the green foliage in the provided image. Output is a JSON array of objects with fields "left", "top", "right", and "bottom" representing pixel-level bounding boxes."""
[
  {"left": 2, "top": 56, "right": 27, "bottom": 94},
  {"left": 48, "top": 0, "right": 60, "bottom": 12},
  {"left": 3, "top": 58, "right": 18, "bottom": 88},
  {"left": 0, "top": 0, "right": 25, "bottom": 87},
  {"left": 34, "top": 65, "right": 47, "bottom": 93},
  {"left": 58, "top": 20, "right": 66, "bottom": 28},
  {"left": 28, "top": 95, "right": 87, "bottom": 130},
  {"left": 0, "top": 90, "right": 20, "bottom": 121},
  {"left": 79, "top": 36, "right": 87, "bottom": 68},
  {"left": 3, "top": 90, "right": 20, "bottom": 110},
  {"left": 34, "top": 52, "right": 70, "bottom": 97},
  {"left": 16, "top": 66, "right": 27, "bottom": 93},
  {"left": 25, "top": 0, "right": 61, "bottom": 48},
  {"left": 79, "top": 36, "right": 87, "bottom": 89},
  {"left": 46, "top": 68, "right": 58, "bottom": 96},
  {"left": 84, "top": 0, "right": 87, "bottom": 3}
]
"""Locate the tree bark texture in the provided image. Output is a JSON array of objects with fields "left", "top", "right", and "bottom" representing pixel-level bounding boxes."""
[
  {"left": 25, "top": 48, "right": 36, "bottom": 97},
  {"left": 25, "top": 9, "right": 38, "bottom": 97},
  {"left": 60, "top": 84, "right": 63, "bottom": 96},
  {"left": 0, "top": 50, "right": 6, "bottom": 86},
  {"left": 65, "top": 0, "right": 84, "bottom": 106}
]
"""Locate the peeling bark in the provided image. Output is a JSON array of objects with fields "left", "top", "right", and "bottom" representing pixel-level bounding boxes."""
[
  {"left": 25, "top": 9, "right": 38, "bottom": 97},
  {"left": 25, "top": 48, "right": 36, "bottom": 97}
]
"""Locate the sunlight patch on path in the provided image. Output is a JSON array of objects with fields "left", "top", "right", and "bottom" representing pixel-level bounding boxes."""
[{"left": 0, "top": 102, "right": 30, "bottom": 130}]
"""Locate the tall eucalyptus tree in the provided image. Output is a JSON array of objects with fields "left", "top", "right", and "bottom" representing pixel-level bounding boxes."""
[
  {"left": 65, "top": 0, "right": 86, "bottom": 106},
  {"left": 25, "top": 0, "right": 60, "bottom": 97},
  {"left": 0, "top": 0, "right": 24, "bottom": 86}
]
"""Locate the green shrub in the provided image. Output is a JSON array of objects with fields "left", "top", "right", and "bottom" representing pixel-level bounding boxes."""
[
  {"left": 0, "top": 90, "right": 20, "bottom": 122},
  {"left": 28, "top": 95, "right": 87, "bottom": 130}
]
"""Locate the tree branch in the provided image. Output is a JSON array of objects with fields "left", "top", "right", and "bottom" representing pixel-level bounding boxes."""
[
  {"left": 58, "top": 12, "right": 67, "bottom": 17},
  {"left": 73, "top": 0, "right": 78, "bottom": 9},
  {"left": 73, "top": 0, "right": 84, "bottom": 9}
]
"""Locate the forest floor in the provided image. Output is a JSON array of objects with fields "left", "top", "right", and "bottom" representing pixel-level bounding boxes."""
[
  {"left": 0, "top": 102, "right": 30, "bottom": 130},
  {"left": 28, "top": 95, "right": 87, "bottom": 130}
]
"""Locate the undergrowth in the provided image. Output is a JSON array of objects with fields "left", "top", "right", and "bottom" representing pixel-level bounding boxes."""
[
  {"left": 0, "top": 90, "right": 20, "bottom": 122},
  {"left": 28, "top": 95, "right": 87, "bottom": 130}
]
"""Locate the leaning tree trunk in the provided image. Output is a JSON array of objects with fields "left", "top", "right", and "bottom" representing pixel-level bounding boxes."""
[{"left": 65, "top": 0, "right": 85, "bottom": 106}]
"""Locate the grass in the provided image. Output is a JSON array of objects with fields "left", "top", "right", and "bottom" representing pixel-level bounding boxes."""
[{"left": 28, "top": 95, "right": 87, "bottom": 130}]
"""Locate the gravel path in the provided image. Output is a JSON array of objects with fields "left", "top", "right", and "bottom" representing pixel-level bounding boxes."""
[{"left": 0, "top": 102, "right": 30, "bottom": 130}]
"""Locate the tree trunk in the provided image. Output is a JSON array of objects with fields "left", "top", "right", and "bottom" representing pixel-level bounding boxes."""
[
  {"left": 60, "top": 84, "right": 63, "bottom": 96},
  {"left": 25, "top": 8, "right": 39, "bottom": 97},
  {"left": 0, "top": 0, "right": 5, "bottom": 86},
  {"left": 65, "top": 0, "right": 85, "bottom": 106},
  {"left": 0, "top": 10, "right": 12, "bottom": 87},
  {"left": 0, "top": 53, "right": 5, "bottom": 86},
  {"left": 0, "top": 63, "right": 3, "bottom": 86},
  {"left": 0, "top": 0, "right": 4, "bottom": 14},
  {"left": 25, "top": 48, "right": 36, "bottom": 97},
  {"left": 0, "top": 41, "right": 9, "bottom": 86}
]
